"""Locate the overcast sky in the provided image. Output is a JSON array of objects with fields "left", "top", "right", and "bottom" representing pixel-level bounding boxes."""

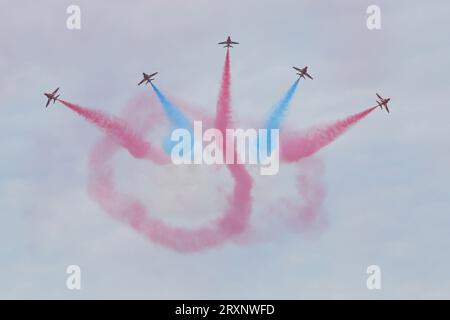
[{"left": 1, "top": 0, "right": 450, "bottom": 299}]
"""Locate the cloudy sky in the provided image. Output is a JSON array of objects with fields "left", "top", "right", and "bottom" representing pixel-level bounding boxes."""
[{"left": 1, "top": 0, "right": 450, "bottom": 299}]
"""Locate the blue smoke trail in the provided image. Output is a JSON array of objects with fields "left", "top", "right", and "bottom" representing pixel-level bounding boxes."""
[
  {"left": 151, "top": 83, "right": 193, "bottom": 155},
  {"left": 259, "top": 78, "right": 300, "bottom": 155}
]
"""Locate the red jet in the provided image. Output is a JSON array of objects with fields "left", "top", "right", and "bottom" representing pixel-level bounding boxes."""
[
  {"left": 44, "top": 87, "right": 60, "bottom": 107},
  {"left": 218, "top": 36, "right": 239, "bottom": 48},
  {"left": 138, "top": 72, "right": 158, "bottom": 86},
  {"left": 376, "top": 93, "right": 391, "bottom": 113},
  {"left": 293, "top": 66, "right": 313, "bottom": 80}
]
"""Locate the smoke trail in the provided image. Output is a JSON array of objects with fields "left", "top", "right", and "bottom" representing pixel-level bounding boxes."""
[
  {"left": 150, "top": 83, "right": 192, "bottom": 130},
  {"left": 58, "top": 99, "right": 165, "bottom": 162},
  {"left": 86, "top": 98, "right": 253, "bottom": 253},
  {"left": 215, "top": 48, "right": 231, "bottom": 134},
  {"left": 88, "top": 137, "right": 253, "bottom": 253},
  {"left": 281, "top": 106, "right": 377, "bottom": 162},
  {"left": 262, "top": 78, "right": 300, "bottom": 153},
  {"left": 150, "top": 83, "right": 193, "bottom": 154},
  {"left": 290, "top": 158, "right": 327, "bottom": 232}
]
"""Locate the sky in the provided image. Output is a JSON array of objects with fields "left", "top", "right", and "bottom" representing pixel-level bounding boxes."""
[{"left": 1, "top": 0, "right": 450, "bottom": 299}]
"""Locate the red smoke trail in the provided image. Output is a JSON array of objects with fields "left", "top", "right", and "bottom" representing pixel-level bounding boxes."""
[
  {"left": 291, "top": 159, "right": 327, "bottom": 232},
  {"left": 87, "top": 99, "right": 253, "bottom": 253},
  {"left": 58, "top": 99, "right": 166, "bottom": 163},
  {"left": 281, "top": 106, "right": 377, "bottom": 162},
  {"left": 88, "top": 140, "right": 253, "bottom": 253},
  {"left": 214, "top": 48, "right": 231, "bottom": 134}
]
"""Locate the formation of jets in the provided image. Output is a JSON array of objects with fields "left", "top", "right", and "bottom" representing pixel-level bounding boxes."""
[
  {"left": 138, "top": 72, "right": 158, "bottom": 86},
  {"left": 44, "top": 87, "right": 60, "bottom": 107},
  {"left": 44, "top": 36, "right": 391, "bottom": 113}
]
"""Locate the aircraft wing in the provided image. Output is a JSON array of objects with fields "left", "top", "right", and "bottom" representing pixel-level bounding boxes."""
[
  {"left": 138, "top": 79, "right": 146, "bottom": 86},
  {"left": 306, "top": 73, "right": 313, "bottom": 80},
  {"left": 45, "top": 98, "right": 51, "bottom": 108},
  {"left": 149, "top": 72, "right": 158, "bottom": 77},
  {"left": 376, "top": 93, "right": 383, "bottom": 99},
  {"left": 52, "top": 87, "right": 59, "bottom": 94},
  {"left": 231, "top": 41, "right": 239, "bottom": 44},
  {"left": 218, "top": 41, "right": 226, "bottom": 44},
  {"left": 385, "top": 105, "right": 390, "bottom": 113},
  {"left": 293, "top": 66, "right": 301, "bottom": 71}
]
